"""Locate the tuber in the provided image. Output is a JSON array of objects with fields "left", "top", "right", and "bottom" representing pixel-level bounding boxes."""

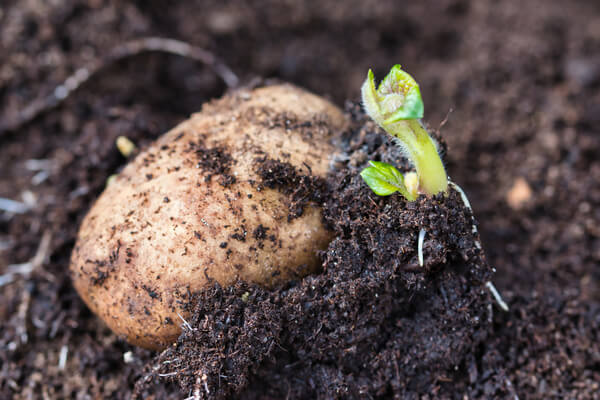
[{"left": 70, "top": 84, "right": 346, "bottom": 349}]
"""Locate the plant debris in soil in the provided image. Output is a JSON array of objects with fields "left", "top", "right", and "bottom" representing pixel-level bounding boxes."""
[{"left": 2, "top": 0, "right": 600, "bottom": 399}]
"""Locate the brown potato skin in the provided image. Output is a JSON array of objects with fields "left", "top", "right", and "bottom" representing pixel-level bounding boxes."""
[{"left": 70, "top": 84, "right": 347, "bottom": 350}]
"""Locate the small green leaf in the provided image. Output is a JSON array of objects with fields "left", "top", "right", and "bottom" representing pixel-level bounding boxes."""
[
  {"left": 378, "top": 65, "right": 424, "bottom": 123},
  {"left": 367, "top": 161, "right": 403, "bottom": 181},
  {"left": 361, "top": 167, "right": 399, "bottom": 196},
  {"left": 360, "top": 161, "right": 416, "bottom": 200},
  {"left": 361, "top": 66, "right": 424, "bottom": 126},
  {"left": 361, "top": 69, "right": 384, "bottom": 126}
]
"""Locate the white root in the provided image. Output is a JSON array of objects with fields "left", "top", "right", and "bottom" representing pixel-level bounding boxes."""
[
  {"left": 504, "top": 376, "right": 520, "bottom": 400},
  {"left": 157, "top": 372, "right": 178, "bottom": 377},
  {"left": 448, "top": 180, "right": 480, "bottom": 245},
  {"left": 485, "top": 281, "right": 509, "bottom": 312},
  {"left": 448, "top": 180, "right": 472, "bottom": 210},
  {"left": 449, "top": 179, "right": 509, "bottom": 311},
  {"left": 418, "top": 228, "right": 426, "bottom": 267},
  {"left": 176, "top": 312, "right": 195, "bottom": 332}
]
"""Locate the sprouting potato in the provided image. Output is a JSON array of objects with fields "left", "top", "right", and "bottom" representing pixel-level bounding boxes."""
[{"left": 70, "top": 84, "right": 347, "bottom": 349}]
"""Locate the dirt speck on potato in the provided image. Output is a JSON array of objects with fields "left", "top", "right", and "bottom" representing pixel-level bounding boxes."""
[
  {"left": 256, "top": 157, "right": 328, "bottom": 220},
  {"left": 190, "top": 139, "right": 237, "bottom": 187}
]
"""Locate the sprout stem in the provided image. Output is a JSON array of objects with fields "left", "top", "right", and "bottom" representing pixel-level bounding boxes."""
[
  {"left": 386, "top": 119, "right": 448, "bottom": 196},
  {"left": 407, "top": 120, "right": 448, "bottom": 195}
]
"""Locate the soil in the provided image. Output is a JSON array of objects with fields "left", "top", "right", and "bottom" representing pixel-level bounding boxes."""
[
  {"left": 256, "top": 157, "right": 328, "bottom": 220},
  {"left": 1, "top": 0, "right": 600, "bottom": 399}
]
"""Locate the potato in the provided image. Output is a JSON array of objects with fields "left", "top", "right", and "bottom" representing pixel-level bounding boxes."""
[{"left": 70, "top": 84, "right": 347, "bottom": 350}]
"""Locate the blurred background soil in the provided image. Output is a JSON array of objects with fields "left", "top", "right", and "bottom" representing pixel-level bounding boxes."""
[{"left": 1, "top": 0, "right": 599, "bottom": 398}]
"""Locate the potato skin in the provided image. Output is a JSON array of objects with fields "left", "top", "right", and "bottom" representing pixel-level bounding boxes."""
[{"left": 70, "top": 84, "right": 347, "bottom": 349}]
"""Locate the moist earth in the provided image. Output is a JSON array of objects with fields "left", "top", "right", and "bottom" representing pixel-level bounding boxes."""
[{"left": 2, "top": 0, "right": 600, "bottom": 399}]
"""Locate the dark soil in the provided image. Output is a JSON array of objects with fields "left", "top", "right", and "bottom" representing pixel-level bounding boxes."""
[
  {"left": 256, "top": 157, "right": 328, "bottom": 220},
  {"left": 2, "top": 0, "right": 600, "bottom": 399}
]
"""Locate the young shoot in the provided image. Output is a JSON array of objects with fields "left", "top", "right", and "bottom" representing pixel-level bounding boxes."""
[{"left": 360, "top": 65, "right": 447, "bottom": 199}]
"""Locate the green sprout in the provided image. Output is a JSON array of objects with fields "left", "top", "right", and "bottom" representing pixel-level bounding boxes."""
[{"left": 360, "top": 65, "right": 448, "bottom": 199}]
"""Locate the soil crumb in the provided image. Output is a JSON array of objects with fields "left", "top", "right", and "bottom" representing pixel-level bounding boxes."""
[
  {"left": 256, "top": 157, "right": 329, "bottom": 220},
  {"left": 190, "top": 140, "right": 237, "bottom": 186}
]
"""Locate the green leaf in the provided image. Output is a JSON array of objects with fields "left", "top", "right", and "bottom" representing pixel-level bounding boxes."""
[
  {"left": 378, "top": 65, "right": 424, "bottom": 123},
  {"left": 361, "top": 69, "right": 384, "bottom": 126},
  {"left": 360, "top": 167, "right": 399, "bottom": 196},
  {"left": 367, "top": 160, "right": 403, "bottom": 182},
  {"left": 362, "top": 66, "right": 424, "bottom": 126},
  {"left": 360, "top": 161, "right": 416, "bottom": 200}
]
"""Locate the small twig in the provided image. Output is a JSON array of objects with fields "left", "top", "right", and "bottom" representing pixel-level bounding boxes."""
[
  {"left": 448, "top": 180, "right": 509, "bottom": 311},
  {"left": 0, "top": 230, "right": 52, "bottom": 287},
  {"left": 0, "top": 197, "right": 30, "bottom": 214},
  {"left": 417, "top": 228, "right": 426, "bottom": 267},
  {"left": 24, "top": 159, "right": 55, "bottom": 171},
  {"left": 58, "top": 345, "right": 69, "bottom": 370},
  {"left": 24, "top": 159, "right": 61, "bottom": 185},
  {"left": 190, "top": 373, "right": 207, "bottom": 399},
  {"left": 15, "top": 284, "right": 32, "bottom": 346},
  {"left": 504, "top": 376, "right": 520, "bottom": 400},
  {"left": 393, "top": 353, "right": 401, "bottom": 386},
  {"left": 0, "top": 37, "right": 239, "bottom": 136},
  {"left": 201, "top": 373, "right": 210, "bottom": 395}
]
